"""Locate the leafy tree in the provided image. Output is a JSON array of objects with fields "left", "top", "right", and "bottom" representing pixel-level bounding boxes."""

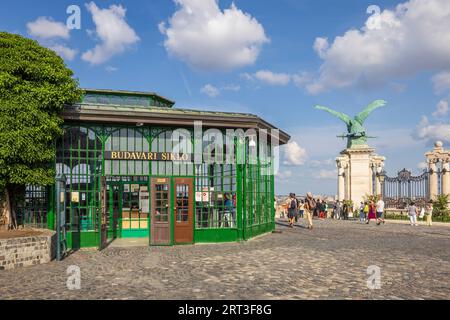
[
  {"left": 432, "top": 194, "right": 450, "bottom": 219},
  {"left": 0, "top": 32, "right": 82, "bottom": 229}
]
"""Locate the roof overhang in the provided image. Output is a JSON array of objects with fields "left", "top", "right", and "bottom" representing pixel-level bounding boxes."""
[{"left": 62, "top": 105, "right": 291, "bottom": 145}]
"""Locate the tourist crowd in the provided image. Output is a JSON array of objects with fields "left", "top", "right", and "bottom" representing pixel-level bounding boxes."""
[{"left": 278, "top": 194, "right": 434, "bottom": 228}]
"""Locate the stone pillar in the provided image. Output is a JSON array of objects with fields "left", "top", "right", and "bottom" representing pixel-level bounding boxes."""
[
  {"left": 344, "top": 162, "right": 351, "bottom": 201},
  {"left": 336, "top": 157, "right": 347, "bottom": 201},
  {"left": 442, "top": 161, "right": 450, "bottom": 197},
  {"left": 337, "top": 167, "right": 345, "bottom": 201},
  {"left": 375, "top": 170, "right": 382, "bottom": 196},
  {"left": 429, "top": 161, "right": 438, "bottom": 200},
  {"left": 425, "top": 141, "right": 450, "bottom": 204}
]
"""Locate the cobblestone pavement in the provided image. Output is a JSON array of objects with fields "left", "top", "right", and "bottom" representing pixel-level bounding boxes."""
[{"left": 1, "top": 219, "right": 449, "bottom": 300}]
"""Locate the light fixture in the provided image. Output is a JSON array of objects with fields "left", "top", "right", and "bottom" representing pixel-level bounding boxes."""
[
  {"left": 136, "top": 122, "right": 144, "bottom": 127},
  {"left": 249, "top": 137, "right": 257, "bottom": 148}
]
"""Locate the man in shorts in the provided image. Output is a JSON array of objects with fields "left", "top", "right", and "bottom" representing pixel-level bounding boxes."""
[{"left": 376, "top": 195, "right": 385, "bottom": 225}]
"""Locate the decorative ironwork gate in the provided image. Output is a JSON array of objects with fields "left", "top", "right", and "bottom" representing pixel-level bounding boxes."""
[{"left": 381, "top": 169, "right": 430, "bottom": 209}]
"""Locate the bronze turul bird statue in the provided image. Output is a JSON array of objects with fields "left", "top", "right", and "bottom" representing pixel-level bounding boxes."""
[{"left": 315, "top": 100, "right": 387, "bottom": 149}]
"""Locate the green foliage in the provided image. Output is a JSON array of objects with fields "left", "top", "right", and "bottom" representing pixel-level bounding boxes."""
[
  {"left": 363, "top": 194, "right": 380, "bottom": 203},
  {"left": 0, "top": 32, "right": 83, "bottom": 189},
  {"left": 433, "top": 194, "right": 450, "bottom": 219},
  {"left": 343, "top": 200, "right": 354, "bottom": 212}
]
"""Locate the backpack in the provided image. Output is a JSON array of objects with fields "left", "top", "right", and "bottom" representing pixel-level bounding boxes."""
[
  {"left": 290, "top": 199, "right": 297, "bottom": 210},
  {"left": 306, "top": 197, "right": 316, "bottom": 210},
  {"left": 364, "top": 205, "right": 369, "bottom": 213}
]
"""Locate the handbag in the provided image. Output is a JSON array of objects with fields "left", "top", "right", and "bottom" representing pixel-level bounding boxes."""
[{"left": 419, "top": 208, "right": 425, "bottom": 219}]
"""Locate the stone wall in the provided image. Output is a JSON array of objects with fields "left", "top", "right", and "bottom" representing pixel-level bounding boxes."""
[{"left": 0, "top": 230, "right": 56, "bottom": 271}]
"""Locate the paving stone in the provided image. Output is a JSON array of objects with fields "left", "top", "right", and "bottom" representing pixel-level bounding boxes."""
[{"left": 0, "top": 219, "right": 449, "bottom": 299}]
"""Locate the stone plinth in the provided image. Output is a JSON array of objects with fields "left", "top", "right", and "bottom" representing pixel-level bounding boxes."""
[{"left": 336, "top": 145, "right": 385, "bottom": 209}]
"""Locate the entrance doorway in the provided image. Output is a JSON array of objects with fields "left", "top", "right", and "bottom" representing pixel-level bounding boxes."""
[
  {"left": 174, "top": 178, "right": 194, "bottom": 244},
  {"left": 102, "top": 177, "right": 193, "bottom": 246},
  {"left": 150, "top": 177, "right": 194, "bottom": 245},
  {"left": 150, "top": 178, "right": 170, "bottom": 245},
  {"left": 107, "top": 178, "right": 150, "bottom": 239}
]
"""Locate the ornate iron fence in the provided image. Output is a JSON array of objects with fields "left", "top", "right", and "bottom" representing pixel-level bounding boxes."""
[
  {"left": 381, "top": 169, "right": 430, "bottom": 209},
  {"left": 16, "top": 185, "right": 49, "bottom": 229}
]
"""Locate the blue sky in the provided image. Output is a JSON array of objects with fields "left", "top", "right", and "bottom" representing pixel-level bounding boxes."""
[{"left": 1, "top": 0, "right": 450, "bottom": 196}]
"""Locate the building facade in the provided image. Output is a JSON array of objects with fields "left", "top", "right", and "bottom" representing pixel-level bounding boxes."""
[{"left": 20, "top": 89, "right": 290, "bottom": 249}]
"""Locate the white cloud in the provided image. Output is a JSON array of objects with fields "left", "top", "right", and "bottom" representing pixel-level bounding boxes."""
[
  {"left": 418, "top": 162, "right": 428, "bottom": 170},
  {"left": 222, "top": 84, "right": 240, "bottom": 92},
  {"left": 201, "top": 84, "right": 220, "bottom": 98},
  {"left": 27, "top": 17, "right": 70, "bottom": 40},
  {"left": 242, "top": 70, "right": 295, "bottom": 86},
  {"left": 200, "top": 83, "right": 240, "bottom": 97},
  {"left": 105, "top": 66, "right": 119, "bottom": 73},
  {"left": 317, "top": 169, "right": 337, "bottom": 180},
  {"left": 433, "top": 100, "right": 449, "bottom": 117},
  {"left": 276, "top": 170, "right": 293, "bottom": 181},
  {"left": 432, "top": 71, "right": 450, "bottom": 95},
  {"left": 26, "top": 17, "right": 77, "bottom": 61},
  {"left": 308, "top": 159, "right": 334, "bottom": 168},
  {"left": 306, "top": 0, "right": 450, "bottom": 94},
  {"left": 50, "top": 45, "right": 77, "bottom": 61},
  {"left": 292, "top": 72, "right": 313, "bottom": 87},
  {"left": 415, "top": 116, "right": 450, "bottom": 143},
  {"left": 313, "top": 37, "right": 329, "bottom": 59},
  {"left": 254, "top": 70, "right": 291, "bottom": 86},
  {"left": 82, "top": 2, "right": 140, "bottom": 65},
  {"left": 283, "top": 141, "right": 307, "bottom": 166},
  {"left": 159, "top": 0, "right": 269, "bottom": 71}
]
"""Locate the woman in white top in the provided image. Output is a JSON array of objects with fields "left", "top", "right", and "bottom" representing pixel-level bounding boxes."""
[
  {"left": 425, "top": 200, "right": 433, "bottom": 226},
  {"left": 408, "top": 202, "right": 419, "bottom": 226}
]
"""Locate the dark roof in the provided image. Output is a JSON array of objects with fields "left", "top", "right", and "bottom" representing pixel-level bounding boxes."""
[
  {"left": 63, "top": 103, "right": 290, "bottom": 145},
  {"left": 83, "top": 88, "right": 175, "bottom": 107},
  {"left": 63, "top": 89, "right": 291, "bottom": 145}
]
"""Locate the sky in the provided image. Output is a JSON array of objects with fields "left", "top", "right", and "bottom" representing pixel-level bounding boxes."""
[{"left": 1, "top": 0, "right": 450, "bottom": 196}]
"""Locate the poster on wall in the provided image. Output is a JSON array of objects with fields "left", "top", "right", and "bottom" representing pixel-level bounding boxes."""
[
  {"left": 131, "top": 184, "right": 140, "bottom": 193},
  {"left": 124, "top": 184, "right": 130, "bottom": 192},
  {"left": 71, "top": 192, "right": 79, "bottom": 203},
  {"left": 140, "top": 191, "right": 150, "bottom": 213}
]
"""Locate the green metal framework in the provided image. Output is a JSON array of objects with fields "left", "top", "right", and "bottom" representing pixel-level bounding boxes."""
[{"left": 20, "top": 122, "right": 276, "bottom": 248}]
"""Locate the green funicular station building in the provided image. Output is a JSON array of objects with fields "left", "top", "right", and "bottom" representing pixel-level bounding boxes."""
[{"left": 23, "top": 89, "right": 290, "bottom": 249}]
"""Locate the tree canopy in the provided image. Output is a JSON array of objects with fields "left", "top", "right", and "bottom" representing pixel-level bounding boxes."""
[{"left": 0, "top": 32, "right": 82, "bottom": 227}]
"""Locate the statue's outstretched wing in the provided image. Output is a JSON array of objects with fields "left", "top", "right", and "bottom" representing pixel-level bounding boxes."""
[
  {"left": 355, "top": 100, "right": 386, "bottom": 124},
  {"left": 315, "top": 105, "right": 352, "bottom": 125}
]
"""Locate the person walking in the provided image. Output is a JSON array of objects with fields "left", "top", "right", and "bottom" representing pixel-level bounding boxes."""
[
  {"left": 334, "top": 201, "right": 342, "bottom": 220},
  {"left": 313, "top": 199, "right": 320, "bottom": 218},
  {"left": 366, "top": 201, "right": 377, "bottom": 224},
  {"left": 425, "top": 200, "right": 433, "bottom": 226},
  {"left": 359, "top": 202, "right": 365, "bottom": 222},
  {"left": 376, "top": 196, "right": 386, "bottom": 225},
  {"left": 408, "top": 202, "right": 419, "bottom": 226},
  {"left": 304, "top": 192, "right": 316, "bottom": 229},
  {"left": 343, "top": 202, "right": 350, "bottom": 220},
  {"left": 294, "top": 194, "right": 300, "bottom": 223},
  {"left": 298, "top": 200, "right": 305, "bottom": 219},
  {"left": 317, "top": 200, "right": 324, "bottom": 219},
  {"left": 287, "top": 193, "right": 297, "bottom": 227},
  {"left": 363, "top": 202, "right": 369, "bottom": 222}
]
